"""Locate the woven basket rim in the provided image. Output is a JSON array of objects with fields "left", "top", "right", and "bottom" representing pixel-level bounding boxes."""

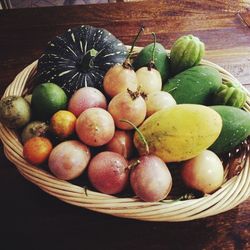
[{"left": 0, "top": 46, "right": 250, "bottom": 222}]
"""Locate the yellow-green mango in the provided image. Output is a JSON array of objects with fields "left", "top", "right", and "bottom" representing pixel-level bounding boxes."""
[{"left": 134, "top": 104, "right": 222, "bottom": 162}]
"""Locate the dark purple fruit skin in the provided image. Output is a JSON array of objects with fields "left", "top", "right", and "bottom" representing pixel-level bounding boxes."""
[
  {"left": 130, "top": 154, "right": 172, "bottom": 202},
  {"left": 88, "top": 151, "right": 129, "bottom": 195},
  {"left": 0, "top": 96, "right": 31, "bottom": 129}
]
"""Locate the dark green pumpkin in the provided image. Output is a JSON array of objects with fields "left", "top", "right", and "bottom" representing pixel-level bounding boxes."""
[{"left": 36, "top": 25, "right": 128, "bottom": 96}]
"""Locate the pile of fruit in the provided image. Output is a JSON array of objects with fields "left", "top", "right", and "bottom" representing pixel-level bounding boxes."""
[{"left": 0, "top": 25, "right": 250, "bottom": 202}]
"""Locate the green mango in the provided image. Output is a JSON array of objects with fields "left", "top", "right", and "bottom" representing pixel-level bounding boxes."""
[
  {"left": 209, "top": 105, "right": 250, "bottom": 154},
  {"left": 133, "top": 43, "right": 170, "bottom": 82},
  {"left": 163, "top": 65, "right": 222, "bottom": 105}
]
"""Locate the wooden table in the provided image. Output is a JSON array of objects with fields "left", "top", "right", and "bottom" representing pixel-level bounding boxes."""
[{"left": 0, "top": 1, "right": 249, "bottom": 249}]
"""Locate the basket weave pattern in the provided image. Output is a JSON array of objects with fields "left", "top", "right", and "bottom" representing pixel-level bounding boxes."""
[{"left": 0, "top": 48, "right": 250, "bottom": 222}]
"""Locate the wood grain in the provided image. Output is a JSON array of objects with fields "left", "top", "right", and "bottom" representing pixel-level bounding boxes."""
[
  {"left": 240, "top": 11, "right": 250, "bottom": 26},
  {"left": 1, "top": 1, "right": 250, "bottom": 91},
  {"left": 0, "top": 1, "right": 249, "bottom": 249}
]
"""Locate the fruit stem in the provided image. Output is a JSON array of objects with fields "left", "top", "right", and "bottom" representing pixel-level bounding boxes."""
[
  {"left": 83, "top": 186, "right": 88, "bottom": 196},
  {"left": 127, "top": 88, "right": 140, "bottom": 100},
  {"left": 148, "top": 32, "right": 156, "bottom": 71},
  {"left": 123, "top": 26, "right": 144, "bottom": 69},
  {"left": 127, "top": 87, "right": 147, "bottom": 101},
  {"left": 128, "top": 159, "right": 141, "bottom": 170},
  {"left": 151, "top": 32, "right": 156, "bottom": 63},
  {"left": 120, "top": 119, "right": 149, "bottom": 154}
]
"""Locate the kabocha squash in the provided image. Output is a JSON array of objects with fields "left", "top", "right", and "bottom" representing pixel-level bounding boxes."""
[
  {"left": 163, "top": 65, "right": 222, "bottom": 105},
  {"left": 170, "top": 34, "right": 205, "bottom": 75},
  {"left": 36, "top": 25, "right": 127, "bottom": 96}
]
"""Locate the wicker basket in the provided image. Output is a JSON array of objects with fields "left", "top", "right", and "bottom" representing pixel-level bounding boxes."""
[{"left": 0, "top": 47, "right": 250, "bottom": 222}]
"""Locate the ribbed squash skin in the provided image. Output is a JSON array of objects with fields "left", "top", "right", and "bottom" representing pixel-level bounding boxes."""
[
  {"left": 212, "top": 84, "right": 247, "bottom": 108},
  {"left": 170, "top": 35, "right": 205, "bottom": 75},
  {"left": 36, "top": 25, "right": 127, "bottom": 96}
]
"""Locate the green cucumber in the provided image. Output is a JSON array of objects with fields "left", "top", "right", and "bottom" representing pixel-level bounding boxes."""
[
  {"left": 163, "top": 65, "right": 222, "bottom": 105},
  {"left": 133, "top": 43, "right": 170, "bottom": 82},
  {"left": 209, "top": 105, "right": 250, "bottom": 154}
]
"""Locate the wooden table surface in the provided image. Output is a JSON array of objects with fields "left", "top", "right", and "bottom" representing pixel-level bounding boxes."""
[{"left": 0, "top": 1, "right": 249, "bottom": 249}]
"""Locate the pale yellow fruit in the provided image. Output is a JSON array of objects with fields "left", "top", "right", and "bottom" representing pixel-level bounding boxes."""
[
  {"left": 136, "top": 67, "right": 162, "bottom": 94},
  {"left": 103, "top": 64, "right": 138, "bottom": 97},
  {"left": 145, "top": 91, "right": 176, "bottom": 117},
  {"left": 181, "top": 150, "right": 224, "bottom": 193},
  {"left": 134, "top": 104, "right": 222, "bottom": 162}
]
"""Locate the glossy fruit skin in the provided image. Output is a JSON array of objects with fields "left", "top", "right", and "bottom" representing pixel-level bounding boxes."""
[
  {"left": 136, "top": 67, "right": 162, "bottom": 94},
  {"left": 145, "top": 91, "right": 176, "bottom": 117},
  {"left": 88, "top": 151, "right": 129, "bottom": 194},
  {"left": 0, "top": 96, "right": 31, "bottom": 129},
  {"left": 23, "top": 137, "right": 53, "bottom": 165},
  {"left": 105, "top": 130, "right": 134, "bottom": 159},
  {"left": 21, "top": 121, "right": 49, "bottom": 144},
  {"left": 209, "top": 105, "right": 250, "bottom": 154},
  {"left": 76, "top": 107, "right": 115, "bottom": 146},
  {"left": 48, "top": 140, "right": 90, "bottom": 180},
  {"left": 181, "top": 150, "right": 224, "bottom": 194},
  {"left": 108, "top": 91, "right": 146, "bottom": 130},
  {"left": 133, "top": 42, "right": 170, "bottom": 82},
  {"left": 134, "top": 104, "right": 222, "bottom": 162},
  {"left": 130, "top": 155, "right": 172, "bottom": 202},
  {"left": 163, "top": 65, "right": 222, "bottom": 105},
  {"left": 31, "top": 83, "right": 68, "bottom": 121},
  {"left": 68, "top": 87, "right": 107, "bottom": 117},
  {"left": 36, "top": 25, "right": 127, "bottom": 96},
  {"left": 50, "top": 110, "right": 76, "bottom": 139},
  {"left": 103, "top": 64, "right": 138, "bottom": 97},
  {"left": 170, "top": 34, "right": 205, "bottom": 75}
]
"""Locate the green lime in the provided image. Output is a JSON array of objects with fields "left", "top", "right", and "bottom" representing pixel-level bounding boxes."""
[{"left": 31, "top": 83, "right": 67, "bottom": 121}]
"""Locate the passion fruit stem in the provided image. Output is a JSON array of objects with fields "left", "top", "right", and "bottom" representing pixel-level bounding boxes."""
[
  {"left": 83, "top": 186, "right": 88, "bottom": 196},
  {"left": 128, "top": 159, "right": 141, "bottom": 170},
  {"left": 127, "top": 88, "right": 140, "bottom": 100},
  {"left": 120, "top": 118, "right": 149, "bottom": 154},
  {"left": 123, "top": 26, "right": 144, "bottom": 69},
  {"left": 127, "top": 87, "right": 147, "bottom": 100},
  {"left": 160, "top": 193, "right": 197, "bottom": 203},
  {"left": 148, "top": 32, "right": 156, "bottom": 71}
]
